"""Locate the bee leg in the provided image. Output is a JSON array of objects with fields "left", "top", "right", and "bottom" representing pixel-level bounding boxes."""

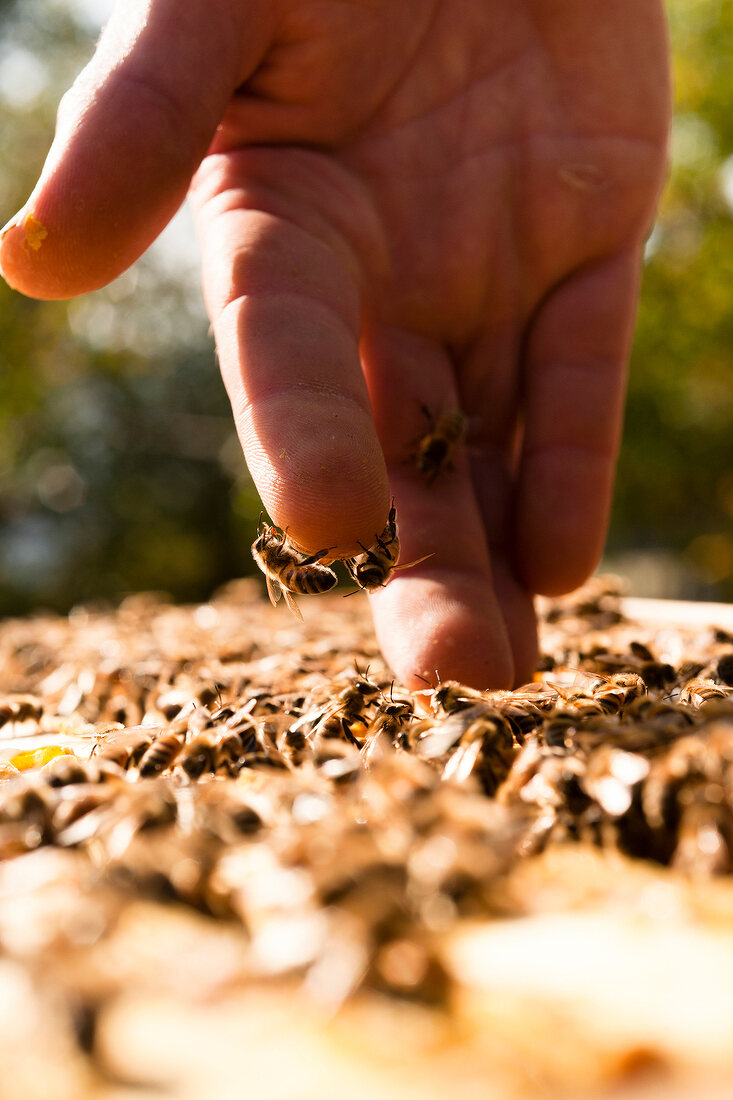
[
  {"left": 341, "top": 717, "right": 362, "bottom": 748},
  {"left": 299, "top": 546, "right": 337, "bottom": 566},
  {"left": 357, "top": 541, "right": 383, "bottom": 564}
]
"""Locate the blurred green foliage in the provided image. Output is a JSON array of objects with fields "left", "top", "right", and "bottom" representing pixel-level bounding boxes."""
[
  {"left": 0, "top": 0, "right": 731, "bottom": 614},
  {"left": 609, "top": 0, "right": 733, "bottom": 599}
]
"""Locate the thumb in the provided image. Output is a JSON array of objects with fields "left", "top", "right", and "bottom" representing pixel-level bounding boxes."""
[{"left": 0, "top": 0, "right": 271, "bottom": 300}]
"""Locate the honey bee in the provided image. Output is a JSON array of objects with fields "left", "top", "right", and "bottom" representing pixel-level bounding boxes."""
[
  {"left": 0, "top": 694, "right": 43, "bottom": 727},
  {"left": 678, "top": 678, "right": 730, "bottom": 708},
  {"left": 179, "top": 729, "right": 220, "bottom": 780},
  {"left": 493, "top": 698, "right": 545, "bottom": 743},
  {"left": 251, "top": 518, "right": 337, "bottom": 620},
  {"left": 137, "top": 727, "right": 186, "bottom": 777},
  {"left": 411, "top": 405, "right": 466, "bottom": 485},
  {"left": 344, "top": 502, "right": 431, "bottom": 592},
  {"left": 718, "top": 653, "right": 733, "bottom": 686},
  {"left": 593, "top": 672, "right": 646, "bottom": 714},
  {"left": 314, "top": 672, "right": 381, "bottom": 747},
  {"left": 441, "top": 711, "right": 516, "bottom": 794},
  {"left": 216, "top": 726, "right": 252, "bottom": 773},
  {"left": 92, "top": 725, "right": 155, "bottom": 770},
  {"left": 541, "top": 709, "right": 579, "bottom": 752},
  {"left": 39, "top": 754, "right": 89, "bottom": 787},
  {"left": 368, "top": 694, "right": 415, "bottom": 750},
  {"left": 424, "top": 678, "right": 487, "bottom": 716}
]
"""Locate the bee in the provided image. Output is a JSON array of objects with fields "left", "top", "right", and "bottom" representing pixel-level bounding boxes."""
[
  {"left": 638, "top": 659, "right": 676, "bottom": 691},
  {"left": 92, "top": 725, "right": 155, "bottom": 770},
  {"left": 678, "top": 678, "right": 730, "bottom": 708},
  {"left": 39, "top": 754, "right": 89, "bottom": 787},
  {"left": 424, "top": 677, "right": 487, "bottom": 716},
  {"left": 411, "top": 406, "right": 466, "bottom": 485},
  {"left": 344, "top": 502, "right": 431, "bottom": 591},
  {"left": 216, "top": 726, "right": 252, "bottom": 773},
  {"left": 369, "top": 694, "right": 415, "bottom": 750},
  {"left": 441, "top": 711, "right": 517, "bottom": 795},
  {"left": 314, "top": 672, "right": 381, "bottom": 747},
  {"left": 251, "top": 518, "right": 337, "bottom": 621},
  {"left": 179, "top": 729, "right": 220, "bottom": 780},
  {"left": 593, "top": 672, "right": 646, "bottom": 714},
  {"left": 0, "top": 694, "right": 43, "bottom": 727},
  {"left": 717, "top": 653, "right": 733, "bottom": 686},
  {"left": 541, "top": 709, "right": 579, "bottom": 752},
  {"left": 52, "top": 786, "right": 116, "bottom": 834},
  {"left": 137, "top": 726, "right": 186, "bottom": 777}
]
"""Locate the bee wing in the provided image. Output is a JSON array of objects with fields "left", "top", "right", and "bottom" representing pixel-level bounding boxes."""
[
  {"left": 343, "top": 559, "right": 359, "bottom": 583},
  {"left": 283, "top": 587, "right": 304, "bottom": 622},
  {"left": 395, "top": 552, "right": 434, "bottom": 573},
  {"left": 442, "top": 737, "right": 482, "bottom": 784},
  {"left": 265, "top": 572, "right": 284, "bottom": 608}
]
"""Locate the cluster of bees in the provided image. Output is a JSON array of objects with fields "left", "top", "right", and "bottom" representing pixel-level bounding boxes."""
[
  {"left": 251, "top": 406, "right": 466, "bottom": 616},
  {"left": 1, "top": 576, "right": 733, "bottom": 1021}
]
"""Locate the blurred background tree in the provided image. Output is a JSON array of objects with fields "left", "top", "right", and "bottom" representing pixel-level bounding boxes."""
[
  {"left": 0, "top": 0, "right": 731, "bottom": 616},
  {"left": 607, "top": 0, "right": 733, "bottom": 600}
]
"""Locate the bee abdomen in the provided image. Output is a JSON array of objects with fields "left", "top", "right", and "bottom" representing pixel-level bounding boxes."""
[
  {"left": 138, "top": 730, "right": 185, "bottom": 777},
  {"left": 283, "top": 564, "right": 337, "bottom": 595}
]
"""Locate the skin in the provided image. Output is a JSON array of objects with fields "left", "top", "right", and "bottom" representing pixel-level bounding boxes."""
[{"left": 0, "top": 0, "right": 670, "bottom": 690}]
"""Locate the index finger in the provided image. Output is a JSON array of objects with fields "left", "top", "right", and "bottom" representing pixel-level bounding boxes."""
[{"left": 191, "top": 147, "right": 390, "bottom": 556}]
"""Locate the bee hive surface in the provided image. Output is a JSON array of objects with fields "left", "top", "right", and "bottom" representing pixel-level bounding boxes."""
[{"left": 0, "top": 576, "right": 732, "bottom": 1099}]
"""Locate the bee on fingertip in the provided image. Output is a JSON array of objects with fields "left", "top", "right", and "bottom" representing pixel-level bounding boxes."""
[{"left": 251, "top": 516, "right": 338, "bottom": 620}]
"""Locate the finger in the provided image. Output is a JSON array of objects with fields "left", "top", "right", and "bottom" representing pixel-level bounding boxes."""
[
  {"left": 190, "top": 148, "right": 390, "bottom": 557},
  {"left": 515, "top": 250, "right": 641, "bottom": 595},
  {"left": 0, "top": 0, "right": 271, "bottom": 299},
  {"left": 360, "top": 322, "right": 536, "bottom": 691}
]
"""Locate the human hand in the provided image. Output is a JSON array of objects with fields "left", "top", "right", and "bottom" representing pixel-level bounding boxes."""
[{"left": 0, "top": 0, "right": 670, "bottom": 689}]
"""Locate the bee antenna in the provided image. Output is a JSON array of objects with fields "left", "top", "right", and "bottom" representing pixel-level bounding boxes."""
[{"left": 415, "top": 674, "right": 433, "bottom": 688}]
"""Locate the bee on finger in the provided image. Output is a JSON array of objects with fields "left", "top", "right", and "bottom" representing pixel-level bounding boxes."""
[
  {"left": 411, "top": 406, "right": 466, "bottom": 485},
  {"left": 251, "top": 517, "right": 337, "bottom": 621},
  {"left": 345, "top": 502, "right": 431, "bottom": 592}
]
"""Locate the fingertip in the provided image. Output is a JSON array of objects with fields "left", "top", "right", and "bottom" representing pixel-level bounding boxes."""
[
  {"left": 0, "top": 211, "right": 47, "bottom": 297},
  {"left": 249, "top": 392, "right": 391, "bottom": 557},
  {"left": 0, "top": 205, "right": 100, "bottom": 300}
]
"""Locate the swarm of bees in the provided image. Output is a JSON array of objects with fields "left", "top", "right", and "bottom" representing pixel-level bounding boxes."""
[{"left": 2, "top": 573, "right": 733, "bottom": 1093}]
